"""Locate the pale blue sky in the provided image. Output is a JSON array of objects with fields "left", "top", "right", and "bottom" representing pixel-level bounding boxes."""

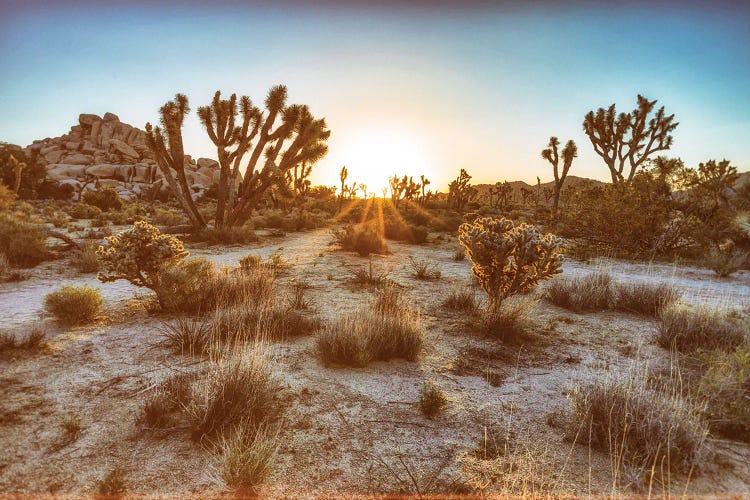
[{"left": 1, "top": 1, "right": 748, "bottom": 190}]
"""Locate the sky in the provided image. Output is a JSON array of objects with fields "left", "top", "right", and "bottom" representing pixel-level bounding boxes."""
[{"left": 1, "top": 0, "right": 749, "bottom": 192}]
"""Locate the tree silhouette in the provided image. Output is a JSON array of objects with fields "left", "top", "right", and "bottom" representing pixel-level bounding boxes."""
[
  {"left": 583, "top": 95, "right": 678, "bottom": 183},
  {"left": 541, "top": 136, "right": 577, "bottom": 220},
  {"left": 339, "top": 166, "right": 348, "bottom": 211},
  {"left": 145, "top": 93, "right": 206, "bottom": 228},
  {"left": 448, "top": 169, "right": 477, "bottom": 213}
]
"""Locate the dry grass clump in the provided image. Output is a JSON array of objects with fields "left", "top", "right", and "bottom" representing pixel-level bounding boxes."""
[
  {"left": 703, "top": 245, "right": 748, "bottom": 277},
  {"left": 138, "top": 372, "right": 195, "bottom": 429},
  {"left": 97, "top": 468, "right": 127, "bottom": 498},
  {"left": 75, "top": 240, "right": 100, "bottom": 273},
  {"left": 335, "top": 223, "right": 388, "bottom": 256},
  {"left": 545, "top": 272, "right": 679, "bottom": 316},
  {"left": 657, "top": 304, "right": 748, "bottom": 353},
  {"left": 477, "top": 297, "right": 537, "bottom": 343},
  {"left": 567, "top": 372, "right": 708, "bottom": 476},
  {"left": 408, "top": 256, "right": 441, "bottom": 280},
  {"left": 43, "top": 285, "right": 103, "bottom": 325},
  {"left": 0, "top": 326, "right": 46, "bottom": 353},
  {"left": 214, "top": 422, "right": 278, "bottom": 491},
  {"left": 442, "top": 288, "right": 478, "bottom": 313},
  {"left": 419, "top": 380, "right": 448, "bottom": 418},
  {"left": 159, "top": 318, "right": 213, "bottom": 357},
  {"left": 350, "top": 258, "right": 392, "bottom": 288},
  {"left": 186, "top": 354, "right": 280, "bottom": 441},
  {"left": 0, "top": 213, "right": 50, "bottom": 267},
  {"left": 213, "top": 304, "right": 320, "bottom": 344},
  {"left": 317, "top": 305, "right": 424, "bottom": 367},
  {"left": 194, "top": 225, "right": 258, "bottom": 245},
  {"left": 696, "top": 346, "right": 750, "bottom": 442}
]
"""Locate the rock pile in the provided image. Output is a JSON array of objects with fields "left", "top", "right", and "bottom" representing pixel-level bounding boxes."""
[{"left": 26, "top": 112, "right": 222, "bottom": 200}]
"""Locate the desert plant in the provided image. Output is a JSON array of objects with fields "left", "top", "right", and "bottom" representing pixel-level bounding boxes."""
[
  {"left": 703, "top": 245, "right": 748, "bottom": 277},
  {"left": 155, "top": 257, "right": 216, "bottom": 312},
  {"left": 452, "top": 247, "right": 465, "bottom": 261},
  {"left": 317, "top": 307, "right": 423, "bottom": 367},
  {"left": 76, "top": 240, "right": 100, "bottom": 273},
  {"left": 0, "top": 327, "right": 46, "bottom": 352},
  {"left": 194, "top": 225, "right": 258, "bottom": 245},
  {"left": 97, "top": 221, "right": 188, "bottom": 301},
  {"left": 541, "top": 136, "right": 577, "bottom": 221},
  {"left": 613, "top": 281, "right": 680, "bottom": 316},
  {"left": 66, "top": 202, "right": 102, "bottom": 220},
  {"left": 215, "top": 423, "right": 278, "bottom": 490},
  {"left": 419, "top": 380, "right": 448, "bottom": 418},
  {"left": 0, "top": 213, "right": 50, "bottom": 267},
  {"left": 138, "top": 373, "right": 195, "bottom": 429},
  {"left": 0, "top": 183, "right": 17, "bottom": 210},
  {"left": 44, "top": 285, "right": 103, "bottom": 325},
  {"left": 151, "top": 207, "right": 187, "bottom": 226},
  {"left": 349, "top": 258, "right": 391, "bottom": 288},
  {"left": 0, "top": 252, "right": 8, "bottom": 277},
  {"left": 373, "top": 284, "right": 406, "bottom": 316},
  {"left": 408, "top": 256, "right": 441, "bottom": 280},
  {"left": 82, "top": 187, "right": 124, "bottom": 212},
  {"left": 160, "top": 318, "right": 213, "bottom": 356},
  {"left": 477, "top": 296, "right": 536, "bottom": 342},
  {"left": 186, "top": 354, "right": 280, "bottom": 440},
  {"left": 658, "top": 304, "right": 748, "bottom": 353},
  {"left": 442, "top": 288, "right": 478, "bottom": 313},
  {"left": 97, "top": 468, "right": 127, "bottom": 498},
  {"left": 568, "top": 372, "right": 708, "bottom": 475},
  {"left": 335, "top": 223, "right": 388, "bottom": 256},
  {"left": 458, "top": 217, "right": 562, "bottom": 309}
]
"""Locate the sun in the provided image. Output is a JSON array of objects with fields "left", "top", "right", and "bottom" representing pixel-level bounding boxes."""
[{"left": 337, "top": 128, "right": 433, "bottom": 196}]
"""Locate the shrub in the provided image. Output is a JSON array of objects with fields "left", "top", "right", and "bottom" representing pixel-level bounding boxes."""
[
  {"left": 82, "top": 187, "right": 124, "bottom": 212},
  {"left": 97, "top": 221, "right": 188, "bottom": 300},
  {"left": 0, "top": 213, "right": 50, "bottom": 267},
  {"left": 0, "top": 183, "right": 17, "bottom": 210},
  {"left": 568, "top": 373, "right": 708, "bottom": 474},
  {"left": 373, "top": 285, "right": 405, "bottom": 316},
  {"left": 151, "top": 207, "right": 187, "bottom": 227},
  {"left": 160, "top": 318, "right": 213, "bottom": 357},
  {"left": 48, "top": 211, "right": 69, "bottom": 229},
  {"left": 156, "top": 257, "right": 216, "bottom": 313},
  {"left": 657, "top": 304, "right": 748, "bottom": 353},
  {"left": 703, "top": 245, "right": 748, "bottom": 277},
  {"left": 335, "top": 224, "right": 387, "bottom": 256},
  {"left": 213, "top": 304, "right": 319, "bottom": 344},
  {"left": 44, "top": 285, "right": 103, "bottom": 325},
  {"left": 194, "top": 225, "right": 258, "bottom": 245},
  {"left": 66, "top": 202, "right": 101, "bottom": 220},
  {"left": 458, "top": 217, "right": 562, "bottom": 308},
  {"left": 408, "top": 256, "right": 441, "bottom": 280},
  {"left": 696, "top": 347, "right": 750, "bottom": 442},
  {"left": 419, "top": 380, "right": 448, "bottom": 418},
  {"left": 452, "top": 247, "right": 465, "bottom": 261},
  {"left": 186, "top": 354, "right": 280, "bottom": 440},
  {"left": 0, "top": 327, "right": 46, "bottom": 352},
  {"left": 317, "top": 308, "right": 423, "bottom": 367},
  {"left": 442, "top": 288, "right": 477, "bottom": 312},
  {"left": 477, "top": 296, "right": 536, "bottom": 342},
  {"left": 138, "top": 373, "right": 194, "bottom": 429},
  {"left": 97, "top": 468, "right": 127, "bottom": 498},
  {"left": 76, "top": 241, "right": 100, "bottom": 273},
  {"left": 384, "top": 221, "right": 428, "bottom": 244},
  {"left": 613, "top": 281, "right": 680, "bottom": 316},
  {"left": 215, "top": 423, "right": 278, "bottom": 490}
]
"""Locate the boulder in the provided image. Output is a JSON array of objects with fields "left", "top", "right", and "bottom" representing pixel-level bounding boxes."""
[
  {"left": 108, "top": 138, "right": 138, "bottom": 159},
  {"left": 197, "top": 157, "right": 219, "bottom": 170},
  {"left": 79, "top": 114, "right": 101, "bottom": 126},
  {"left": 47, "top": 164, "right": 88, "bottom": 180},
  {"left": 44, "top": 150, "right": 65, "bottom": 164},
  {"left": 103, "top": 112, "right": 120, "bottom": 122},
  {"left": 98, "top": 179, "right": 122, "bottom": 189},
  {"left": 86, "top": 164, "right": 118, "bottom": 178},
  {"left": 65, "top": 141, "right": 79, "bottom": 151},
  {"left": 63, "top": 153, "right": 93, "bottom": 165}
]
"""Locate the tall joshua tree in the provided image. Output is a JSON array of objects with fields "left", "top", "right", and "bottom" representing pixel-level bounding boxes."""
[
  {"left": 339, "top": 166, "right": 348, "bottom": 211},
  {"left": 583, "top": 95, "right": 678, "bottom": 183},
  {"left": 541, "top": 136, "right": 577, "bottom": 220},
  {"left": 145, "top": 94, "right": 206, "bottom": 228}
]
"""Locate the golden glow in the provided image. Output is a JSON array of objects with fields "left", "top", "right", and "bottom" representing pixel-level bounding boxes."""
[{"left": 336, "top": 128, "right": 434, "bottom": 195}]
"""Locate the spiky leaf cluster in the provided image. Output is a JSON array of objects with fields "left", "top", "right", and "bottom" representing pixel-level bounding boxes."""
[
  {"left": 458, "top": 217, "right": 562, "bottom": 307},
  {"left": 96, "top": 221, "right": 188, "bottom": 291}
]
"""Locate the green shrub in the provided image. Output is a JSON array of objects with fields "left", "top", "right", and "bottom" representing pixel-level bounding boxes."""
[
  {"left": 44, "top": 285, "right": 103, "bottom": 325},
  {"left": 97, "top": 221, "right": 188, "bottom": 301},
  {"left": 0, "top": 213, "right": 50, "bottom": 267},
  {"left": 459, "top": 217, "right": 561, "bottom": 308},
  {"left": 194, "top": 225, "right": 258, "bottom": 245},
  {"left": 151, "top": 207, "right": 187, "bottom": 227},
  {"left": 66, "top": 203, "right": 102, "bottom": 220},
  {"left": 82, "top": 188, "right": 124, "bottom": 212},
  {"left": 658, "top": 304, "right": 748, "bottom": 353},
  {"left": 76, "top": 241, "right": 100, "bottom": 273}
]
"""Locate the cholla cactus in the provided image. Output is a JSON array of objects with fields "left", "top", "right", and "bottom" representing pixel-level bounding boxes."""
[
  {"left": 97, "top": 221, "right": 188, "bottom": 292},
  {"left": 458, "top": 217, "right": 562, "bottom": 308}
]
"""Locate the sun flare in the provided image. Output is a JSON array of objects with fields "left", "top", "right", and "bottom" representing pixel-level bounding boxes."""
[{"left": 337, "top": 129, "right": 434, "bottom": 195}]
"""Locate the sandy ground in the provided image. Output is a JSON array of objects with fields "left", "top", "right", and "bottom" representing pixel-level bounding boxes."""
[{"left": 1, "top": 228, "right": 749, "bottom": 498}]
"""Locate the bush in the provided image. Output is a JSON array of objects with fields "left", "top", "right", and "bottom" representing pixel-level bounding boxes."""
[
  {"left": 160, "top": 318, "right": 213, "bottom": 357},
  {"left": 419, "top": 380, "right": 448, "bottom": 418},
  {"left": 317, "top": 307, "right": 423, "bottom": 367},
  {"left": 334, "top": 224, "right": 387, "bottom": 257},
  {"left": 696, "top": 347, "right": 750, "bottom": 442},
  {"left": 613, "top": 281, "right": 680, "bottom": 316},
  {"left": 212, "top": 304, "right": 319, "bottom": 343},
  {"left": 703, "top": 245, "right": 748, "bottom": 277},
  {"left": 0, "top": 213, "right": 50, "bottom": 267},
  {"left": 66, "top": 203, "right": 102, "bottom": 220},
  {"left": 97, "top": 221, "right": 188, "bottom": 300},
  {"left": 568, "top": 373, "right": 708, "bottom": 475},
  {"left": 384, "top": 221, "right": 428, "bottom": 244},
  {"left": 156, "top": 257, "right": 216, "bottom": 313},
  {"left": 186, "top": 354, "right": 280, "bottom": 440},
  {"left": 0, "top": 327, "right": 46, "bottom": 352},
  {"left": 97, "top": 468, "right": 127, "bottom": 497},
  {"left": 0, "top": 183, "right": 16, "bottom": 210},
  {"left": 82, "top": 187, "right": 124, "bottom": 212},
  {"left": 442, "top": 288, "right": 478, "bottom": 312},
  {"left": 76, "top": 241, "right": 100, "bottom": 273},
  {"left": 151, "top": 207, "right": 187, "bottom": 227},
  {"left": 657, "top": 304, "right": 748, "bottom": 353},
  {"left": 194, "top": 225, "right": 258, "bottom": 245},
  {"left": 476, "top": 297, "right": 536, "bottom": 342},
  {"left": 458, "top": 217, "right": 561, "bottom": 308},
  {"left": 215, "top": 423, "right": 278, "bottom": 490},
  {"left": 44, "top": 285, "right": 103, "bottom": 325}
]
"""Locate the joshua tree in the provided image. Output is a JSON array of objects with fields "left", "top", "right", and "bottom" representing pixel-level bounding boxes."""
[
  {"left": 448, "top": 169, "right": 477, "bottom": 213},
  {"left": 541, "top": 136, "right": 577, "bottom": 220},
  {"left": 145, "top": 94, "right": 207, "bottom": 228},
  {"left": 583, "top": 95, "right": 678, "bottom": 183},
  {"left": 418, "top": 175, "right": 431, "bottom": 206},
  {"left": 8, "top": 154, "right": 26, "bottom": 193},
  {"left": 489, "top": 181, "right": 512, "bottom": 210},
  {"left": 339, "top": 166, "right": 348, "bottom": 211}
]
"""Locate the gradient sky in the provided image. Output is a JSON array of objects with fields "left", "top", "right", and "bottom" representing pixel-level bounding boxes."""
[{"left": 1, "top": 0, "right": 749, "bottom": 191}]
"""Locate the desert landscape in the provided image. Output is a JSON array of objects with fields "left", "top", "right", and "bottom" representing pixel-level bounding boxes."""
[{"left": 1, "top": 1, "right": 749, "bottom": 499}]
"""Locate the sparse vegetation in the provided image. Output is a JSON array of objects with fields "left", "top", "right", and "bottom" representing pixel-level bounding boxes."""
[
  {"left": 97, "top": 468, "right": 127, "bottom": 498},
  {"left": 476, "top": 297, "right": 536, "bottom": 342},
  {"left": 335, "top": 223, "right": 388, "bottom": 256},
  {"left": 0, "top": 327, "right": 46, "bottom": 352},
  {"left": 419, "top": 380, "right": 448, "bottom": 418},
  {"left": 75, "top": 240, "right": 100, "bottom": 273},
  {"left": 703, "top": 245, "right": 748, "bottom": 277},
  {"left": 0, "top": 213, "right": 50, "bottom": 267},
  {"left": 215, "top": 423, "right": 278, "bottom": 490},
  {"left": 44, "top": 285, "right": 103, "bottom": 325},
  {"left": 349, "top": 258, "right": 391, "bottom": 288},
  {"left": 657, "top": 304, "right": 748, "bottom": 352},
  {"left": 408, "top": 256, "right": 441, "bottom": 280},
  {"left": 442, "top": 288, "right": 478, "bottom": 313},
  {"left": 82, "top": 187, "right": 124, "bottom": 212}
]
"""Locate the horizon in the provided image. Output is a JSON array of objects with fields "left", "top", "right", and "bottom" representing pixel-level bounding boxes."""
[{"left": 1, "top": 1, "right": 749, "bottom": 191}]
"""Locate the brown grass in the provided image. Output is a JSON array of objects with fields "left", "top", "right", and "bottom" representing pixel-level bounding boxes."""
[{"left": 657, "top": 304, "right": 748, "bottom": 352}]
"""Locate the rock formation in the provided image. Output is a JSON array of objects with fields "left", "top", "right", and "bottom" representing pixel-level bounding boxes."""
[{"left": 25, "top": 113, "right": 224, "bottom": 201}]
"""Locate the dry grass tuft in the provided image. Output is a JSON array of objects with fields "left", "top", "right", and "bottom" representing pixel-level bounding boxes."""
[
  {"left": 478, "top": 297, "right": 537, "bottom": 342},
  {"left": 703, "top": 246, "right": 748, "bottom": 277},
  {"left": 419, "top": 380, "right": 448, "bottom": 418},
  {"left": 160, "top": 318, "right": 213, "bottom": 357},
  {"left": 349, "top": 259, "right": 392, "bottom": 288},
  {"left": 657, "top": 304, "right": 748, "bottom": 353},
  {"left": 76, "top": 240, "right": 100, "bottom": 273},
  {"left": 408, "top": 256, "right": 441, "bottom": 280},
  {"left": 0, "top": 326, "right": 46, "bottom": 353},
  {"left": 442, "top": 288, "right": 478, "bottom": 313},
  {"left": 214, "top": 422, "right": 278, "bottom": 491},
  {"left": 137, "top": 373, "right": 196, "bottom": 429},
  {"left": 97, "top": 468, "right": 127, "bottom": 498}
]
